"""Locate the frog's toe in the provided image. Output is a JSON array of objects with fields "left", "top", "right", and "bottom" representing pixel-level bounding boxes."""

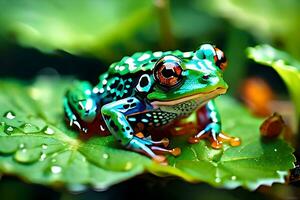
[
  {"left": 150, "top": 137, "right": 169, "bottom": 147},
  {"left": 188, "top": 128, "right": 206, "bottom": 144},
  {"left": 72, "top": 120, "right": 82, "bottom": 130},
  {"left": 127, "top": 136, "right": 179, "bottom": 162},
  {"left": 217, "top": 132, "right": 241, "bottom": 147},
  {"left": 209, "top": 132, "right": 241, "bottom": 149},
  {"left": 151, "top": 146, "right": 181, "bottom": 156},
  {"left": 152, "top": 155, "right": 167, "bottom": 163},
  {"left": 135, "top": 133, "right": 169, "bottom": 147},
  {"left": 188, "top": 127, "right": 241, "bottom": 149},
  {"left": 210, "top": 139, "right": 223, "bottom": 149},
  {"left": 188, "top": 136, "right": 200, "bottom": 144}
]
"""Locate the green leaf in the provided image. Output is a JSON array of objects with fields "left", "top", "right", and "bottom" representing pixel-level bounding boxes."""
[
  {"left": 0, "top": 0, "right": 153, "bottom": 57},
  {"left": 247, "top": 45, "right": 300, "bottom": 122},
  {"left": 0, "top": 77, "right": 295, "bottom": 190},
  {"left": 198, "top": 0, "right": 300, "bottom": 59}
]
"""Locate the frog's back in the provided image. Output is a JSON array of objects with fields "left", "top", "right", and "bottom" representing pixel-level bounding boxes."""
[
  {"left": 107, "top": 50, "right": 194, "bottom": 76},
  {"left": 94, "top": 50, "right": 194, "bottom": 105}
]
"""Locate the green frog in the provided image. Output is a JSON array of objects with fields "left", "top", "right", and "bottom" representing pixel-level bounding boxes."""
[{"left": 64, "top": 44, "right": 240, "bottom": 163}]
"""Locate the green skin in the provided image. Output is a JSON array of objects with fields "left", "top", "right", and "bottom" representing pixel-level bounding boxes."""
[{"left": 64, "top": 44, "right": 231, "bottom": 161}]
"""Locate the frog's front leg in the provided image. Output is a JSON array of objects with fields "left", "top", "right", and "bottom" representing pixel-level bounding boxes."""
[
  {"left": 188, "top": 100, "right": 241, "bottom": 148},
  {"left": 64, "top": 81, "right": 98, "bottom": 133},
  {"left": 101, "top": 97, "right": 180, "bottom": 162}
]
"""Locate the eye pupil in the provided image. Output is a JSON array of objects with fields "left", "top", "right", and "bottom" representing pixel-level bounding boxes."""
[{"left": 161, "top": 67, "right": 176, "bottom": 78}]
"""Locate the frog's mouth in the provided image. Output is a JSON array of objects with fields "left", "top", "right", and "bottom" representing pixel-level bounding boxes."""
[{"left": 151, "top": 87, "right": 227, "bottom": 106}]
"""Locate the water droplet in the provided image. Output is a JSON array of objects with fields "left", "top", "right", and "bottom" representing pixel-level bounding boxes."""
[
  {"left": 19, "top": 143, "right": 25, "bottom": 149},
  {"left": 215, "top": 177, "right": 221, "bottom": 183},
  {"left": 231, "top": 176, "right": 237, "bottom": 180},
  {"left": 40, "top": 153, "right": 46, "bottom": 161},
  {"left": 274, "top": 148, "right": 278, "bottom": 152},
  {"left": 3, "top": 111, "right": 16, "bottom": 119},
  {"left": 102, "top": 153, "right": 109, "bottom": 159},
  {"left": 51, "top": 165, "right": 62, "bottom": 174},
  {"left": 14, "top": 147, "right": 41, "bottom": 164},
  {"left": 42, "top": 144, "right": 48, "bottom": 150},
  {"left": 124, "top": 162, "right": 132, "bottom": 170},
  {"left": 68, "top": 184, "right": 87, "bottom": 193},
  {"left": 93, "top": 185, "right": 109, "bottom": 192},
  {"left": 4, "top": 126, "right": 14, "bottom": 134},
  {"left": 44, "top": 126, "right": 55, "bottom": 135},
  {"left": 20, "top": 123, "right": 40, "bottom": 133}
]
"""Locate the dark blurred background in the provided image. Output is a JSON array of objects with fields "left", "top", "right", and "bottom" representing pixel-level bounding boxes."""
[{"left": 0, "top": 0, "right": 299, "bottom": 199}]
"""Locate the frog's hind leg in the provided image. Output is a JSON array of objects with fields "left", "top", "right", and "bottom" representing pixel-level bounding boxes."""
[
  {"left": 64, "top": 81, "right": 98, "bottom": 133},
  {"left": 188, "top": 100, "right": 241, "bottom": 148}
]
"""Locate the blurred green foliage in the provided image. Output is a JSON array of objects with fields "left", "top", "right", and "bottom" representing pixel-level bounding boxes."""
[
  {"left": 248, "top": 45, "right": 300, "bottom": 126},
  {"left": 3, "top": 0, "right": 300, "bottom": 97},
  {"left": 199, "top": 0, "right": 300, "bottom": 59},
  {"left": 1, "top": 0, "right": 300, "bottom": 61},
  {"left": 0, "top": 0, "right": 153, "bottom": 58}
]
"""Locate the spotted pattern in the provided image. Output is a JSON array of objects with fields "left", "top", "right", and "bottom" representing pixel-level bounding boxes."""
[
  {"left": 91, "top": 50, "right": 195, "bottom": 107},
  {"left": 172, "top": 100, "right": 201, "bottom": 116},
  {"left": 64, "top": 45, "right": 226, "bottom": 153},
  {"left": 127, "top": 109, "right": 177, "bottom": 128},
  {"left": 93, "top": 76, "right": 135, "bottom": 105},
  {"left": 107, "top": 50, "right": 194, "bottom": 76}
]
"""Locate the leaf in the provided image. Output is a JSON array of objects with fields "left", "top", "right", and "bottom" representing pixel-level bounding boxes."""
[
  {"left": 247, "top": 45, "right": 300, "bottom": 122},
  {"left": 0, "top": 77, "right": 295, "bottom": 190},
  {"left": 197, "top": 0, "right": 300, "bottom": 58},
  {"left": 0, "top": 0, "right": 153, "bottom": 57}
]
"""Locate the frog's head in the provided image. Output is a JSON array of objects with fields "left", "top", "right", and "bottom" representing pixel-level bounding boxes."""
[{"left": 147, "top": 44, "right": 228, "bottom": 106}]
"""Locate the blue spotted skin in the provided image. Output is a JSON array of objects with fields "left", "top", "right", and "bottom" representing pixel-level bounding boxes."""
[{"left": 64, "top": 44, "right": 240, "bottom": 162}]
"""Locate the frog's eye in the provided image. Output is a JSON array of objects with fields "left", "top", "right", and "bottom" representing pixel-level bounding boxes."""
[
  {"left": 154, "top": 55, "right": 183, "bottom": 88},
  {"left": 214, "top": 48, "right": 227, "bottom": 71}
]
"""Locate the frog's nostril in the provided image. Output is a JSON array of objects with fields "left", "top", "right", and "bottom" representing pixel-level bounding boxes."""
[{"left": 202, "top": 75, "right": 210, "bottom": 80}]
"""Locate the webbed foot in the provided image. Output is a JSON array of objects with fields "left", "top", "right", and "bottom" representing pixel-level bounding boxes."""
[
  {"left": 127, "top": 134, "right": 181, "bottom": 163},
  {"left": 188, "top": 123, "right": 240, "bottom": 149}
]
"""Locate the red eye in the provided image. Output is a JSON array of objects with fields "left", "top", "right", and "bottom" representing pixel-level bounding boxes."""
[
  {"left": 214, "top": 48, "right": 227, "bottom": 71},
  {"left": 154, "top": 56, "right": 183, "bottom": 88}
]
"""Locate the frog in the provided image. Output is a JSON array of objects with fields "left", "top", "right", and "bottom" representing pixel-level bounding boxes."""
[{"left": 64, "top": 44, "right": 241, "bottom": 163}]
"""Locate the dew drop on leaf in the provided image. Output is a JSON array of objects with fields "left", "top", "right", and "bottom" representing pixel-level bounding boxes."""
[
  {"left": 44, "top": 126, "right": 55, "bottom": 135},
  {"left": 14, "top": 148, "right": 29, "bottom": 163},
  {"left": 3, "top": 111, "right": 16, "bottom": 120},
  {"left": 93, "top": 185, "right": 109, "bottom": 192},
  {"left": 41, "top": 144, "right": 48, "bottom": 150},
  {"left": 67, "top": 184, "right": 87, "bottom": 193},
  {"left": 4, "top": 126, "right": 14, "bottom": 135},
  {"left": 40, "top": 153, "right": 47, "bottom": 161},
  {"left": 102, "top": 153, "right": 109, "bottom": 159},
  {"left": 20, "top": 123, "right": 40, "bottom": 133},
  {"left": 14, "top": 145, "right": 42, "bottom": 164},
  {"left": 51, "top": 165, "right": 62, "bottom": 174}
]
